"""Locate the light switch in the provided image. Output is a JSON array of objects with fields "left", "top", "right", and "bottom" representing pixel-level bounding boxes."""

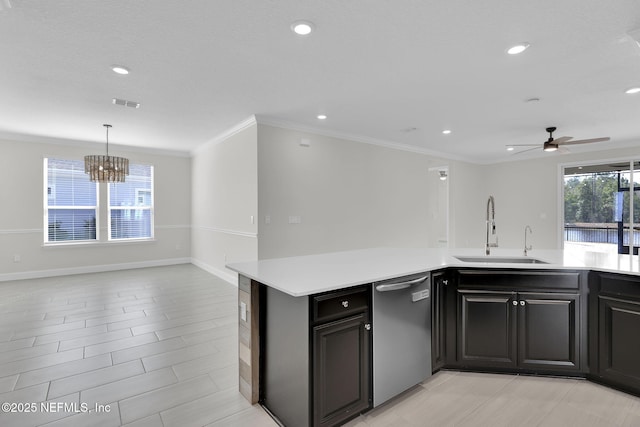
[{"left": 240, "top": 302, "right": 247, "bottom": 322}]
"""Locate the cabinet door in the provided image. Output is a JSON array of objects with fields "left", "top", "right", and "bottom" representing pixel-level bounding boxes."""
[
  {"left": 517, "top": 292, "right": 580, "bottom": 372},
  {"left": 458, "top": 290, "right": 517, "bottom": 369},
  {"left": 313, "top": 313, "right": 371, "bottom": 427},
  {"left": 431, "top": 271, "right": 448, "bottom": 372},
  {"left": 599, "top": 296, "right": 640, "bottom": 391}
]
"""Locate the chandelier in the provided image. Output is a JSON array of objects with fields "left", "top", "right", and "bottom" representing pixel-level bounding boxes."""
[{"left": 84, "top": 124, "right": 129, "bottom": 183}]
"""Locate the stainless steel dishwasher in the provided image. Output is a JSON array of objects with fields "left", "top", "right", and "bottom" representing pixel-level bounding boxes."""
[{"left": 372, "top": 272, "right": 431, "bottom": 407}]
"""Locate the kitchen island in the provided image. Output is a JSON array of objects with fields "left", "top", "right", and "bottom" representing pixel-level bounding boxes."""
[{"left": 227, "top": 247, "right": 640, "bottom": 427}]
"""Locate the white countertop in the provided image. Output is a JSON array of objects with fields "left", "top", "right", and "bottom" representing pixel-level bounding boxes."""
[{"left": 226, "top": 247, "right": 640, "bottom": 297}]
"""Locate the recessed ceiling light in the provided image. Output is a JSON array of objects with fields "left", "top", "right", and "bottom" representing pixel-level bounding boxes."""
[
  {"left": 506, "top": 146, "right": 514, "bottom": 151},
  {"left": 317, "top": 114, "right": 327, "bottom": 120},
  {"left": 292, "top": 21, "right": 314, "bottom": 36},
  {"left": 507, "top": 43, "right": 530, "bottom": 55},
  {"left": 625, "top": 87, "right": 640, "bottom": 94},
  {"left": 442, "top": 129, "right": 451, "bottom": 135},
  {"left": 111, "top": 65, "right": 130, "bottom": 75}
]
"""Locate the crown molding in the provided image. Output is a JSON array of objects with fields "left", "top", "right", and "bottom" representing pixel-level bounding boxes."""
[
  {"left": 254, "top": 115, "right": 474, "bottom": 163},
  {"left": 191, "top": 115, "right": 257, "bottom": 156},
  {"left": 0, "top": 131, "right": 191, "bottom": 157}
]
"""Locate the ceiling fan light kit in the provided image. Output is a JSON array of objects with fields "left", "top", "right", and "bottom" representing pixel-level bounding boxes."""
[{"left": 507, "top": 126, "right": 610, "bottom": 155}]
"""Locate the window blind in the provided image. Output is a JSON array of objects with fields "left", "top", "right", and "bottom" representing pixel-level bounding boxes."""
[
  {"left": 108, "top": 164, "right": 154, "bottom": 240},
  {"left": 45, "top": 158, "right": 98, "bottom": 242}
]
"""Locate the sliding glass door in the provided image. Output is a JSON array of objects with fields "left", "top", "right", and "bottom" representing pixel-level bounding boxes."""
[{"left": 563, "top": 161, "right": 639, "bottom": 254}]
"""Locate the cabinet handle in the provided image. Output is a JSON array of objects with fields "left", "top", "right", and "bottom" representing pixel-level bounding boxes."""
[
  {"left": 520, "top": 300, "right": 526, "bottom": 306},
  {"left": 342, "top": 300, "right": 349, "bottom": 308},
  {"left": 364, "top": 323, "right": 371, "bottom": 331},
  {"left": 512, "top": 300, "right": 518, "bottom": 306},
  {"left": 442, "top": 279, "right": 449, "bottom": 286}
]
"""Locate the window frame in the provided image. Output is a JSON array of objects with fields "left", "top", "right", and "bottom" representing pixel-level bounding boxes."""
[
  {"left": 43, "top": 158, "right": 100, "bottom": 244},
  {"left": 43, "top": 158, "right": 156, "bottom": 246},
  {"left": 560, "top": 157, "right": 639, "bottom": 255},
  {"left": 107, "top": 164, "right": 155, "bottom": 241}
]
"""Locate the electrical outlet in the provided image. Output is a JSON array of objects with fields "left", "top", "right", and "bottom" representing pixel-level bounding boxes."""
[
  {"left": 13, "top": 254, "right": 21, "bottom": 263},
  {"left": 288, "top": 216, "right": 302, "bottom": 224},
  {"left": 265, "top": 215, "right": 271, "bottom": 224}
]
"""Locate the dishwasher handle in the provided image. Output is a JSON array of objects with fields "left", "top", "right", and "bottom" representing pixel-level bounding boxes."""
[{"left": 375, "top": 275, "right": 429, "bottom": 292}]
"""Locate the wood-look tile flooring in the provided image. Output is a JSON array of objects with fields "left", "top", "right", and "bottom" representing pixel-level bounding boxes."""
[
  {"left": 347, "top": 370, "right": 640, "bottom": 427},
  {"left": 0, "top": 265, "right": 638, "bottom": 426},
  {"left": 0, "top": 265, "right": 276, "bottom": 427}
]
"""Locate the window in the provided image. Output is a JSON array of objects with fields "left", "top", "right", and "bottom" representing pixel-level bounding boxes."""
[
  {"left": 563, "top": 161, "right": 640, "bottom": 254},
  {"left": 44, "top": 159, "right": 154, "bottom": 244},
  {"left": 108, "top": 164, "right": 154, "bottom": 240},
  {"left": 44, "top": 158, "right": 98, "bottom": 242}
]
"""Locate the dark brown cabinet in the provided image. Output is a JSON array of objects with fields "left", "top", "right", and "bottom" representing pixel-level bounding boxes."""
[
  {"left": 313, "top": 312, "right": 371, "bottom": 427},
  {"left": 594, "top": 273, "right": 640, "bottom": 393},
  {"left": 261, "top": 284, "right": 371, "bottom": 427},
  {"left": 518, "top": 292, "right": 580, "bottom": 371},
  {"left": 458, "top": 290, "right": 517, "bottom": 368},
  {"left": 431, "top": 270, "right": 448, "bottom": 372},
  {"left": 455, "top": 270, "right": 584, "bottom": 375}
]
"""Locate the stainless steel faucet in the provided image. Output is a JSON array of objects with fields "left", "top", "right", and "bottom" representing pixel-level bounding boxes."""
[
  {"left": 485, "top": 196, "right": 498, "bottom": 255},
  {"left": 523, "top": 225, "right": 532, "bottom": 256}
]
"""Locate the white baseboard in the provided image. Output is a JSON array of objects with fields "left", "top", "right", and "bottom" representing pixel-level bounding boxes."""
[
  {"left": 190, "top": 258, "right": 238, "bottom": 286},
  {"left": 0, "top": 258, "right": 191, "bottom": 282}
]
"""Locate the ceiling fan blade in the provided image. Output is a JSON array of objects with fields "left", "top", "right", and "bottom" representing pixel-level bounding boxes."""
[
  {"left": 552, "top": 136, "right": 573, "bottom": 144},
  {"left": 558, "top": 137, "right": 610, "bottom": 146},
  {"left": 512, "top": 146, "right": 540, "bottom": 155},
  {"left": 558, "top": 147, "right": 570, "bottom": 154}
]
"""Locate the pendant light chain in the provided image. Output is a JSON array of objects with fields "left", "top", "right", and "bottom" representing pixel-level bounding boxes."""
[{"left": 105, "top": 124, "right": 111, "bottom": 157}]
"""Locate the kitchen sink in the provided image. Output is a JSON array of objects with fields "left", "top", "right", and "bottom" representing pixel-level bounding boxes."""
[{"left": 453, "top": 256, "right": 549, "bottom": 264}]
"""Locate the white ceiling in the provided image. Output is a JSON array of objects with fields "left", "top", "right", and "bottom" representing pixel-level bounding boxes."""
[{"left": 1, "top": 0, "right": 640, "bottom": 163}]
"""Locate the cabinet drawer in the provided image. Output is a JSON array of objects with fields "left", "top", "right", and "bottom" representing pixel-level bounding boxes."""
[
  {"left": 313, "top": 286, "right": 369, "bottom": 323},
  {"left": 457, "top": 270, "right": 581, "bottom": 291},
  {"left": 599, "top": 273, "right": 640, "bottom": 301}
]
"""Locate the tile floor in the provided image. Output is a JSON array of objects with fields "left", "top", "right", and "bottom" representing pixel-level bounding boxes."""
[
  {"left": 0, "top": 264, "right": 638, "bottom": 426},
  {"left": 346, "top": 371, "right": 640, "bottom": 426},
  {"left": 0, "top": 265, "right": 275, "bottom": 426}
]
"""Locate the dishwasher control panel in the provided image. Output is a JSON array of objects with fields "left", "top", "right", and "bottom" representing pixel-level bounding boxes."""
[{"left": 411, "top": 289, "right": 430, "bottom": 302}]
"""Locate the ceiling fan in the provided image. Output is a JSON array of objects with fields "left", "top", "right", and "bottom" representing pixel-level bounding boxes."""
[{"left": 508, "top": 127, "right": 610, "bottom": 154}]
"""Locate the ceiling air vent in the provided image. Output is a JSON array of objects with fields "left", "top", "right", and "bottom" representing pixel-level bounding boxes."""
[{"left": 112, "top": 98, "right": 140, "bottom": 109}]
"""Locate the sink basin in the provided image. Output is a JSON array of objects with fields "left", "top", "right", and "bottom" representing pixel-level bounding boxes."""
[{"left": 454, "top": 256, "right": 549, "bottom": 264}]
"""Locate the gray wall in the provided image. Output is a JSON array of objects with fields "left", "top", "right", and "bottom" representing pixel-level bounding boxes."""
[
  {"left": 257, "top": 124, "right": 452, "bottom": 259},
  {"left": 452, "top": 145, "right": 640, "bottom": 250},
  {"left": 190, "top": 121, "right": 258, "bottom": 281},
  {"left": 4, "top": 117, "right": 637, "bottom": 283},
  {"left": 0, "top": 138, "right": 191, "bottom": 280}
]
